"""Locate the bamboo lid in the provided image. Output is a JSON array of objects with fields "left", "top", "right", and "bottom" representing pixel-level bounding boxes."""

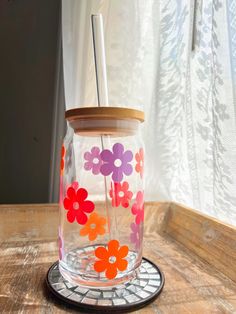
[{"left": 65, "top": 107, "right": 145, "bottom": 122}]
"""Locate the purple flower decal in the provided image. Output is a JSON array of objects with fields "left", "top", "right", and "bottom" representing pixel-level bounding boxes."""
[
  {"left": 58, "top": 227, "right": 64, "bottom": 260},
  {"left": 100, "top": 143, "right": 133, "bottom": 182},
  {"left": 84, "top": 146, "right": 102, "bottom": 175},
  {"left": 130, "top": 223, "right": 141, "bottom": 250}
]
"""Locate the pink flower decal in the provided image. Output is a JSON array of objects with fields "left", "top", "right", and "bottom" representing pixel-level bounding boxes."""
[
  {"left": 135, "top": 148, "right": 144, "bottom": 178},
  {"left": 131, "top": 191, "right": 144, "bottom": 225},
  {"left": 130, "top": 223, "right": 142, "bottom": 250},
  {"left": 58, "top": 227, "right": 64, "bottom": 260},
  {"left": 84, "top": 146, "right": 102, "bottom": 175},
  {"left": 100, "top": 143, "right": 133, "bottom": 182},
  {"left": 109, "top": 181, "right": 133, "bottom": 208},
  {"left": 63, "top": 182, "right": 95, "bottom": 225}
]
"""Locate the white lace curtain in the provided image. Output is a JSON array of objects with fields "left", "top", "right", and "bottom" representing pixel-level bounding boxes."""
[{"left": 62, "top": 0, "right": 236, "bottom": 226}]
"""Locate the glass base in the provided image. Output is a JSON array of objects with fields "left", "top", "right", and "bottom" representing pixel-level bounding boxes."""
[
  {"left": 59, "top": 244, "right": 142, "bottom": 288},
  {"left": 46, "top": 257, "right": 165, "bottom": 312}
]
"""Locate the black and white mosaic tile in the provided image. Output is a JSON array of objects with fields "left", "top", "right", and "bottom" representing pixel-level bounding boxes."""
[{"left": 46, "top": 257, "right": 164, "bottom": 312}]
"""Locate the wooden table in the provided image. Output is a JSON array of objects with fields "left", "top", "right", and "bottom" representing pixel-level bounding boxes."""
[{"left": 1, "top": 203, "right": 236, "bottom": 313}]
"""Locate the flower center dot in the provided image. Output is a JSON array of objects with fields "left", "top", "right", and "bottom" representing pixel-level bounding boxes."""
[
  {"left": 114, "top": 159, "right": 122, "bottom": 167},
  {"left": 73, "top": 202, "right": 79, "bottom": 210},
  {"left": 93, "top": 157, "right": 100, "bottom": 165},
  {"left": 90, "top": 223, "right": 96, "bottom": 229},
  {"left": 118, "top": 191, "right": 124, "bottom": 198},
  {"left": 109, "top": 256, "right": 116, "bottom": 264}
]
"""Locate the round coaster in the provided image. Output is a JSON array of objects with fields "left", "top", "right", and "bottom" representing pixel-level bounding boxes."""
[{"left": 46, "top": 257, "right": 165, "bottom": 313}]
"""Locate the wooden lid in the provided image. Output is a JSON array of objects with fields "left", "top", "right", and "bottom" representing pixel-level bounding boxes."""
[{"left": 65, "top": 107, "right": 145, "bottom": 122}]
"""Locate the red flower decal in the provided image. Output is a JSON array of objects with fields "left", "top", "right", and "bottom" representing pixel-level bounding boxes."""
[
  {"left": 61, "top": 145, "right": 65, "bottom": 174},
  {"left": 109, "top": 181, "right": 133, "bottom": 208},
  {"left": 94, "top": 240, "right": 129, "bottom": 279},
  {"left": 131, "top": 191, "right": 144, "bottom": 225},
  {"left": 63, "top": 182, "right": 95, "bottom": 225},
  {"left": 135, "top": 148, "right": 144, "bottom": 178}
]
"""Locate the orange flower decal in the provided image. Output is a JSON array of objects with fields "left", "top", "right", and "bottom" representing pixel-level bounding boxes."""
[
  {"left": 135, "top": 148, "right": 144, "bottom": 178},
  {"left": 94, "top": 240, "right": 129, "bottom": 279},
  {"left": 80, "top": 212, "right": 106, "bottom": 241},
  {"left": 61, "top": 145, "right": 65, "bottom": 174}
]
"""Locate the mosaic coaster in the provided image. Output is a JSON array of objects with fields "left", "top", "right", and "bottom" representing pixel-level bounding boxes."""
[{"left": 46, "top": 257, "right": 164, "bottom": 313}]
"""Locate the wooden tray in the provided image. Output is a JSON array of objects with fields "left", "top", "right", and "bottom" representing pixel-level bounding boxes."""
[{"left": 0, "top": 202, "right": 236, "bottom": 313}]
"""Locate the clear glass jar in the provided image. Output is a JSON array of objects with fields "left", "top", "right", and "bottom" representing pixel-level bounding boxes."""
[{"left": 59, "top": 107, "right": 144, "bottom": 288}]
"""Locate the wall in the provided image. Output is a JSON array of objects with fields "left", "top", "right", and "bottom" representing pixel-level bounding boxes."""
[{"left": 0, "top": 0, "right": 60, "bottom": 203}]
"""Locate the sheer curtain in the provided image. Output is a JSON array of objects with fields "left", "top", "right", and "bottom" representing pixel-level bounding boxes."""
[
  {"left": 62, "top": 0, "right": 236, "bottom": 226},
  {"left": 156, "top": 0, "right": 236, "bottom": 225}
]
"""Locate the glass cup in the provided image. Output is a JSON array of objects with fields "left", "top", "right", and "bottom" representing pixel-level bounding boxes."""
[{"left": 59, "top": 107, "right": 144, "bottom": 287}]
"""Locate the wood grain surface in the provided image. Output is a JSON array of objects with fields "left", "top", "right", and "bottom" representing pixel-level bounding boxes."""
[
  {"left": 0, "top": 203, "right": 236, "bottom": 313},
  {"left": 166, "top": 202, "right": 236, "bottom": 283}
]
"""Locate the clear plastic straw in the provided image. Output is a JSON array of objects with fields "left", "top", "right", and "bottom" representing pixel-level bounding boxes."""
[
  {"left": 91, "top": 14, "right": 109, "bottom": 106},
  {"left": 91, "top": 14, "right": 118, "bottom": 240}
]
